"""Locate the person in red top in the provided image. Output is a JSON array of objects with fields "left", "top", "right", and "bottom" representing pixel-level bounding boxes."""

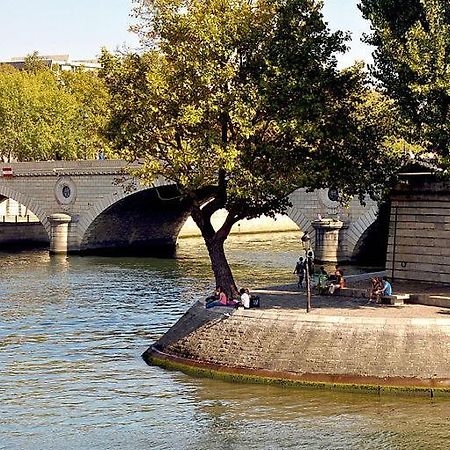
[
  {"left": 219, "top": 287, "right": 228, "bottom": 305},
  {"left": 206, "top": 286, "right": 237, "bottom": 308}
]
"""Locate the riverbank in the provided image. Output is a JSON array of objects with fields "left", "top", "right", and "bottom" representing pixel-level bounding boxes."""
[{"left": 144, "top": 278, "right": 450, "bottom": 397}]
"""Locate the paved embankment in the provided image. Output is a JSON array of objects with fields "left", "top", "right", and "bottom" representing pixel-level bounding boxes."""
[{"left": 144, "top": 289, "right": 450, "bottom": 396}]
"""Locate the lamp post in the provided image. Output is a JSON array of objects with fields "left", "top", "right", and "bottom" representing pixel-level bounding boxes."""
[{"left": 301, "top": 232, "right": 312, "bottom": 313}]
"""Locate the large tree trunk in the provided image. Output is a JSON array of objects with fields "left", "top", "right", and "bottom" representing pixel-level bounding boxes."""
[
  {"left": 204, "top": 235, "right": 238, "bottom": 299},
  {"left": 190, "top": 199, "right": 239, "bottom": 300}
]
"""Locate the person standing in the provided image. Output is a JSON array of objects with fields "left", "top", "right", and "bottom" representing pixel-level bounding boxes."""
[{"left": 293, "top": 257, "right": 305, "bottom": 288}]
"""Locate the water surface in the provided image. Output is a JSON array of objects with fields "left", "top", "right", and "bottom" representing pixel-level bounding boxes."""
[{"left": 1, "top": 232, "right": 448, "bottom": 449}]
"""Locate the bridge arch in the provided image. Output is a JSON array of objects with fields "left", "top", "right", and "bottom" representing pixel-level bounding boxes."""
[
  {"left": 0, "top": 184, "right": 51, "bottom": 237},
  {"left": 79, "top": 184, "right": 192, "bottom": 255},
  {"left": 350, "top": 202, "right": 390, "bottom": 264},
  {"left": 285, "top": 203, "right": 316, "bottom": 243},
  {"left": 345, "top": 205, "right": 378, "bottom": 261}
]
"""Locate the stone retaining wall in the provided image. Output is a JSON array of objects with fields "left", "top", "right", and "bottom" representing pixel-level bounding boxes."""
[
  {"left": 144, "top": 302, "right": 450, "bottom": 396},
  {"left": 387, "top": 176, "right": 450, "bottom": 284},
  {"left": 0, "top": 222, "right": 49, "bottom": 246}
]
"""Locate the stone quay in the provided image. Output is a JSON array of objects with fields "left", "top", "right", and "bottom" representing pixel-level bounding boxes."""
[{"left": 143, "top": 280, "right": 450, "bottom": 397}]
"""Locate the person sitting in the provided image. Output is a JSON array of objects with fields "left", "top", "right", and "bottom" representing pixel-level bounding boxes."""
[
  {"left": 316, "top": 266, "right": 329, "bottom": 294},
  {"left": 381, "top": 276, "right": 392, "bottom": 297},
  {"left": 206, "top": 286, "right": 233, "bottom": 308},
  {"left": 240, "top": 288, "right": 251, "bottom": 309},
  {"left": 373, "top": 276, "right": 392, "bottom": 303},
  {"left": 328, "top": 265, "right": 342, "bottom": 282},
  {"left": 205, "top": 286, "right": 220, "bottom": 305},
  {"left": 369, "top": 277, "right": 382, "bottom": 301}
]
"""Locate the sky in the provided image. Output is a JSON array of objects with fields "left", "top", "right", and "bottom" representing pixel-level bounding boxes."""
[{"left": 0, "top": 0, "right": 373, "bottom": 66}]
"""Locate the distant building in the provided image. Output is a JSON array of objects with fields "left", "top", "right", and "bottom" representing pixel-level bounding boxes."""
[{"left": 1, "top": 54, "right": 100, "bottom": 72}]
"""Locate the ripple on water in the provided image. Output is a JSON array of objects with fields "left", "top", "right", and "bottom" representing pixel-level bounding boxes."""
[{"left": 0, "top": 235, "right": 449, "bottom": 449}]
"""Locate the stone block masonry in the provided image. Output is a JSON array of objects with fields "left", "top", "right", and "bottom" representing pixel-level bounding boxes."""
[
  {"left": 144, "top": 302, "right": 450, "bottom": 396},
  {"left": 387, "top": 175, "right": 450, "bottom": 284},
  {"left": 0, "top": 222, "right": 48, "bottom": 246},
  {"left": 0, "top": 161, "right": 379, "bottom": 257}
]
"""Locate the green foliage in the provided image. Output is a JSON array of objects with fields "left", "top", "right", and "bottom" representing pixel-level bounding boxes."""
[
  {"left": 0, "top": 62, "right": 110, "bottom": 162},
  {"left": 23, "top": 51, "right": 50, "bottom": 73},
  {"left": 104, "top": 1, "right": 397, "bottom": 210},
  {"left": 360, "top": 0, "right": 450, "bottom": 159},
  {"left": 102, "top": 0, "right": 404, "bottom": 291}
]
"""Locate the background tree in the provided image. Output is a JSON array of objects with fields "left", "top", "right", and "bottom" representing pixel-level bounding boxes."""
[
  {"left": 0, "top": 55, "right": 109, "bottom": 162},
  {"left": 359, "top": 0, "right": 450, "bottom": 161},
  {"left": 101, "top": 0, "right": 405, "bottom": 296}
]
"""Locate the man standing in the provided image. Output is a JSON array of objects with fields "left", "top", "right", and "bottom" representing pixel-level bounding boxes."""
[{"left": 293, "top": 257, "right": 305, "bottom": 288}]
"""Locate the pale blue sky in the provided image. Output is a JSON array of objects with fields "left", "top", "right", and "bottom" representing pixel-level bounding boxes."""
[{"left": 0, "top": 0, "right": 372, "bottom": 66}]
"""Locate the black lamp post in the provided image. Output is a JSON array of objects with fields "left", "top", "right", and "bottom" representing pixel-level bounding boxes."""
[{"left": 301, "top": 232, "right": 312, "bottom": 313}]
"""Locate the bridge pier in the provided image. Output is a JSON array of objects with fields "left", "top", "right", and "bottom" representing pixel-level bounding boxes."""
[
  {"left": 313, "top": 218, "right": 349, "bottom": 263},
  {"left": 48, "top": 213, "right": 72, "bottom": 254}
]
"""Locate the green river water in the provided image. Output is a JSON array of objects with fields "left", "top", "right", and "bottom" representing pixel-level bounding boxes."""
[{"left": 1, "top": 232, "right": 449, "bottom": 449}]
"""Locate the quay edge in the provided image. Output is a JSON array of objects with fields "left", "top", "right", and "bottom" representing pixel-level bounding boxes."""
[{"left": 142, "top": 301, "right": 450, "bottom": 398}]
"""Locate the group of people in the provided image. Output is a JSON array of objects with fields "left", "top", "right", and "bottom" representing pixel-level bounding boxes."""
[
  {"left": 205, "top": 286, "right": 258, "bottom": 309},
  {"left": 370, "top": 276, "right": 392, "bottom": 302},
  {"left": 294, "top": 258, "right": 345, "bottom": 295}
]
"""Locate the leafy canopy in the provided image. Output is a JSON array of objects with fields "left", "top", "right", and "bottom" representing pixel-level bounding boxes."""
[
  {"left": 360, "top": 0, "right": 450, "bottom": 160},
  {"left": 101, "top": 0, "right": 407, "bottom": 292},
  {"left": 0, "top": 57, "right": 110, "bottom": 162},
  {"left": 103, "top": 0, "right": 400, "bottom": 219}
]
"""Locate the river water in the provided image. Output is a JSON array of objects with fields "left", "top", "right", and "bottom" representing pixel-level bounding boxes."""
[{"left": 1, "top": 232, "right": 449, "bottom": 449}]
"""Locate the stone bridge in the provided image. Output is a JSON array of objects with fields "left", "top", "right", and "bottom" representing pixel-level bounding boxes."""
[{"left": 0, "top": 160, "right": 379, "bottom": 261}]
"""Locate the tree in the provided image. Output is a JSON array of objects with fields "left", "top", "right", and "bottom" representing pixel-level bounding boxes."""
[
  {"left": 359, "top": 0, "right": 450, "bottom": 160},
  {"left": 101, "top": 0, "right": 405, "bottom": 297},
  {"left": 23, "top": 51, "right": 51, "bottom": 73},
  {"left": 0, "top": 59, "right": 109, "bottom": 162}
]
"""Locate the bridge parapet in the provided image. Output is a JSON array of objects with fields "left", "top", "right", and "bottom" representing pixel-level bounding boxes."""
[{"left": 4, "top": 160, "right": 137, "bottom": 177}]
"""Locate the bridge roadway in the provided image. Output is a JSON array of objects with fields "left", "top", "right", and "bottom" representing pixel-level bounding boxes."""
[{"left": 0, "top": 160, "right": 378, "bottom": 259}]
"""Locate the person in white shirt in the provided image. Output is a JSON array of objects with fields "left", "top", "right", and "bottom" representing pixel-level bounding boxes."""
[{"left": 239, "top": 288, "right": 251, "bottom": 309}]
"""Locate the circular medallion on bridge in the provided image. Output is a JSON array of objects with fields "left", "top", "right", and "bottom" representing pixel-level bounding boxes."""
[
  {"left": 55, "top": 176, "right": 77, "bottom": 207},
  {"left": 318, "top": 188, "right": 340, "bottom": 215},
  {"left": 327, "top": 187, "right": 339, "bottom": 202}
]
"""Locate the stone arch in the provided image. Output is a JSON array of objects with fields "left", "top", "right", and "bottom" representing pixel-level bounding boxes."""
[
  {"left": 79, "top": 184, "right": 192, "bottom": 255},
  {"left": 285, "top": 203, "right": 315, "bottom": 242},
  {"left": 0, "top": 184, "right": 51, "bottom": 237},
  {"left": 76, "top": 178, "right": 173, "bottom": 238},
  {"left": 346, "top": 204, "right": 379, "bottom": 261},
  {"left": 351, "top": 202, "right": 390, "bottom": 264}
]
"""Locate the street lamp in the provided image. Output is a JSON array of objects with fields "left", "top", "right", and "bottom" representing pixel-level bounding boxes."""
[{"left": 301, "top": 232, "right": 312, "bottom": 313}]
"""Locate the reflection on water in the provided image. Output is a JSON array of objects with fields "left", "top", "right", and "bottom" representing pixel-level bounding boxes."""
[{"left": 0, "top": 232, "right": 449, "bottom": 449}]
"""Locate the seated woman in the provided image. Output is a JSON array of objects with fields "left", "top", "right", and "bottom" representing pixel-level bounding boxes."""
[
  {"left": 205, "top": 286, "right": 220, "bottom": 305},
  {"left": 206, "top": 286, "right": 238, "bottom": 308},
  {"left": 370, "top": 277, "right": 383, "bottom": 302}
]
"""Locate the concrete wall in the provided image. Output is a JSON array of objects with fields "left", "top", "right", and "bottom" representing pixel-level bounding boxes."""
[
  {"left": 387, "top": 176, "right": 450, "bottom": 283},
  {"left": 146, "top": 302, "right": 450, "bottom": 393},
  {"left": 0, "top": 222, "right": 48, "bottom": 246},
  {"left": 179, "top": 211, "right": 299, "bottom": 237}
]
